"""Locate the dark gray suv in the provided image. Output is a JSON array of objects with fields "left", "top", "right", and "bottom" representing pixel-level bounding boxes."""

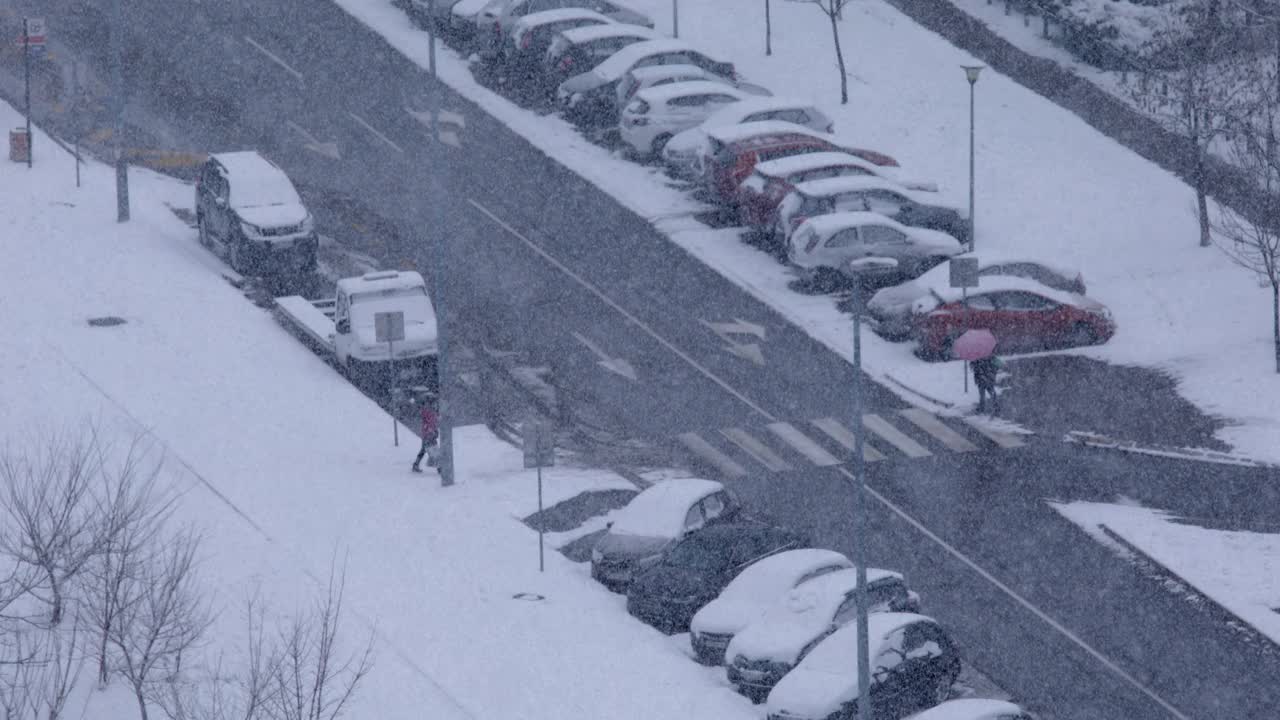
[{"left": 195, "top": 151, "right": 318, "bottom": 276}]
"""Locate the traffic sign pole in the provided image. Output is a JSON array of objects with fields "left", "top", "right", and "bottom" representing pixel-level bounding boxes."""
[{"left": 23, "top": 18, "right": 31, "bottom": 169}]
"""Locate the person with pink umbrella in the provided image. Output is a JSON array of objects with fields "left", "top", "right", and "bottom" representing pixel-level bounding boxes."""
[{"left": 952, "top": 328, "right": 1002, "bottom": 415}]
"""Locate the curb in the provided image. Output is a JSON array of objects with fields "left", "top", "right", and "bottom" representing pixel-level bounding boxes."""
[
  {"left": 1097, "top": 524, "right": 1280, "bottom": 658},
  {"left": 1064, "top": 431, "right": 1271, "bottom": 468}
]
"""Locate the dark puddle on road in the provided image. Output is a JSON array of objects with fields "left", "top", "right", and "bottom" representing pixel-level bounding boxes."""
[{"left": 523, "top": 488, "right": 638, "bottom": 563}]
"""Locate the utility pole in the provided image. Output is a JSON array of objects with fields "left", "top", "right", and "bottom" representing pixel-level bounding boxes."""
[
  {"left": 110, "top": 0, "right": 130, "bottom": 222},
  {"left": 22, "top": 18, "right": 32, "bottom": 169},
  {"left": 427, "top": 0, "right": 454, "bottom": 487},
  {"left": 962, "top": 65, "right": 983, "bottom": 251}
]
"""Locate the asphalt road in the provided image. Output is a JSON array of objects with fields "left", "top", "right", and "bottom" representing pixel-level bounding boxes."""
[{"left": 17, "top": 1, "right": 1280, "bottom": 719}]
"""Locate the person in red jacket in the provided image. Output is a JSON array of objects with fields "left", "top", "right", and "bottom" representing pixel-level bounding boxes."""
[{"left": 412, "top": 395, "right": 440, "bottom": 474}]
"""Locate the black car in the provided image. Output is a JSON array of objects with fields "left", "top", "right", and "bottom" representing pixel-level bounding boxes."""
[
  {"left": 499, "top": 9, "right": 612, "bottom": 94},
  {"left": 625, "top": 522, "right": 808, "bottom": 634}
]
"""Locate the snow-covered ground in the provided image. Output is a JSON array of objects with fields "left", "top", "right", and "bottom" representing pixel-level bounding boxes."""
[
  {"left": 0, "top": 103, "right": 773, "bottom": 720},
  {"left": 334, "top": 0, "right": 1279, "bottom": 461},
  {"left": 1051, "top": 499, "right": 1280, "bottom": 646}
]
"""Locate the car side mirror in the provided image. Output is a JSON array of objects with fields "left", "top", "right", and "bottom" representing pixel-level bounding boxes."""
[
  {"left": 605, "top": 520, "right": 613, "bottom": 529},
  {"left": 336, "top": 319, "right": 350, "bottom": 334}
]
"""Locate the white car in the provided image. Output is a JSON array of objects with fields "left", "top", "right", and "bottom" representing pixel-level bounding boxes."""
[
  {"left": 764, "top": 613, "right": 961, "bottom": 720},
  {"left": 589, "top": 478, "right": 740, "bottom": 590},
  {"left": 866, "top": 254, "right": 1087, "bottom": 339},
  {"left": 661, "top": 97, "right": 836, "bottom": 177},
  {"left": 480, "top": 0, "right": 652, "bottom": 57},
  {"left": 689, "top": 548, "right": 851, "bottom": 666},
  {"left": 616, "top": 64, "right": 731, "bottom": 114},
  {"left": 906, "top": 698, "right": 1038, "bottom": 720},
  {"left": 787, "top": 212, "right": 966, "bottom": 284},
  {"left": 620, "top": 81, "right": 750, "bottom": 158},
  {"left": 775, "top": 176, "right": 968, "bottom": 247},
  {"left": 725, "top": 567, "right": 920, "bottom": 699}
]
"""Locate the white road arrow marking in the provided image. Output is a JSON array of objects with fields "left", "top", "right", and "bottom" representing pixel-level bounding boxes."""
[
  {"left": 701, "top": 318, "right": 767, "bottom": 366},
  {"left": 571, "top": 331, "right": 637, "bottom": 381},
  {"left": 406, "top": 107, "right": 465, "bottom": 148},
  {"left": 286, "top": 121, "right": 340, "bottom": 160}
]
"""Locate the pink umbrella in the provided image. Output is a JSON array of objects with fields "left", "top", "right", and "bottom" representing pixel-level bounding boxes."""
[{"left": 952, "top": 329, "right": 997, "bottom": 361}]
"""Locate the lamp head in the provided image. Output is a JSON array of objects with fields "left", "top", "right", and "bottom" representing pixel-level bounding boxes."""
[{"left": 962, "top": 65, "right": 984, "bottom": 84}]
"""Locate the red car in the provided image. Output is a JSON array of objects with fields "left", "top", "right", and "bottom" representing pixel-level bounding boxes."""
[
  {"left": 699, "top": 121, "right": 898, "bottom": 204},
  {"left": 734, "top": 151, "right": 881, "bottom": 230},
  {"left": 913, "top": 277, "right": 1116, "bottom": 360}
]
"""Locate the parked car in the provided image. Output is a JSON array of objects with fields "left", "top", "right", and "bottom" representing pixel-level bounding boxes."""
[
  {"left": 479, "top": 0, "right": 651, "bottom": 58},
  {"left": 737, "top": 152, "right": 889, "bottom": 231},
  {"left": 450, "top": 0, "right": 500, "bottom": 38},
  {"left": 906, "top": 698, "right": 1038, "bottom": 720},
  {"left": 195, "top": 151, "right": 317, "bottom": 276},
  {"left": 764, "top": 613, "right": 962, "bottom": 720},
  {"left": 625, "top": 522, "right": 808, "bottom": 633},
  {"left": 662, "top": 99, "right": 837, "bottom": 178},
  {"left": 725, "top": 567, "right": 921, "bottom": 701},
  {"left": 590, "top": 478, "right": 739, "bottom": 591},
  {"left": 616, "top": 64, "right": 735, "bottom": 114},
  {"left": 866, "top": 255, "right": 1087, "bottom": 339},
  {"left": 503, "top": 9, "right": 613, "bottom": 87},
  {"left": 542, "top": 24, "right": 661, "bottom": 94},
  {"left": 689, "top": 548, "right": 852, "bottom": 666},
  {"left": 407, "top": 0, "right": 469, "bottom": 29},
  {"left": 620, "top": 81, "right": 750, "bottom": 158},
  {"left": 912, "top": 276, "right": 1116, "bottom": 359},
  {"left": 557, "top": 39, "right": 736, "bottom": 126},
  {"left": 691, "top": 122, "right": 899, "bottom": 203},
  {"left": 774, "top": 176, "right": 969, "bottom": 249},
  {"left": 787, "top": 212, "right": 965, "bottom": 286}
]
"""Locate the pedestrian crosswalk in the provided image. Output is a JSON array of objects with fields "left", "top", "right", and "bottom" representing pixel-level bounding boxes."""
[{"left": 676, "top": 410, "right": 1026, "bottom": 477}]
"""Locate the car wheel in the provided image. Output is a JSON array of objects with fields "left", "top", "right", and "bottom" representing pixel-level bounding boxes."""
[
  {"left": 650, "top": 133, "right": 672, "bottom": 158},
  {"left": 197, "top": 214, "right": 211, "bottom": 249},
  {"left": 814, "top": 267, "right": 845, "bottom": 292},
  {"left": 1065, "top": 321, "right": 1098, "bottom": 348}
]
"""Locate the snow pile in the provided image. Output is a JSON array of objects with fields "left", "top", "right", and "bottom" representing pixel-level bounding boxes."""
[
  {"left": 1051, "top": 499, "right": 1280, "bottom": 646},
  {"left": 0, "top": 103, "right": 761, "bottom": 720}
]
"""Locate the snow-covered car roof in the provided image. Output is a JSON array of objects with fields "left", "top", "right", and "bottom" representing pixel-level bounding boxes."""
[
  {"left": 210, "top": 151, "right": 303, "bottom": 210},
  {"left": 692, "top": 549, "right": 852, "bottom": 634},
  {"left": 753, "top": 151, "right": 878, "bottom": 179},
  {"left": 920, "top": 274, "right": 1099, "bottom": 311},
  {"left": 789, "top": 175, "right": 962, "bottom": 212},
  {"left": 337, "top": 270, "right": 427, "bottom": 297},
  {"left": 704, "top": 120, "right": 829, "bottom": 145},
  {"left": 634, "top": 80, "right": 746, "bottom": 106},
  {"left": 794, "top": 210, "right": 917, "bottom": 238},
  {"left": 514, "top": 7, "right": 611, "bottom": 31},
  {"left": 593, "top": 39, "right": 717, "bottom": 81},
  {"left": 625, "top": 63, "right": 714, "bottom": 82},
  {"left": 905, "top": 698, "right": 1032, "bottom": 720},
  {"left": 767, "top": 613, "right": 935, "bottom": 719},
  {"left": 557, "top": 22, "right": 658, "bottom": 45},
  {"left": 608, "top": 478, "right": 722, "bottom": 538},
  {"left": 728, "top": 568, "right": 901, "bottom": 660},
  {"left": 700, "top": 97, "right": 826, "bottom": 127}
]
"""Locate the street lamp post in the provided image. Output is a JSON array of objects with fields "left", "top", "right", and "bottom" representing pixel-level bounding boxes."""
[
  {"left": 848, "top": 257, "right": 897, "bottom": 720},
  {"left": 426, "top": 0, "right": 454, "bottom": 487},
  {"left": 961, "top": 65, "right": 983, "bottom": 252}
]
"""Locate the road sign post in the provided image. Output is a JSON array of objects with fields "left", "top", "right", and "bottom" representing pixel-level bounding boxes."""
[
  {"left": 949, "top": 257, "right": 980, "bottom": 392},
  {"left": 522, "top": 420, "right": 555, "bottom": 572},
  {"left": 375, "top": 311, "right": 406, "bottom": 446}
]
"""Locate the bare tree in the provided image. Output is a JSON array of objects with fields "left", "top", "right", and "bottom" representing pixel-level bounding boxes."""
[
  {"left": 110, "top": 530, "right": 214, "bottom": 720},
  {"left": 0, "top": 630, "right": 42, "bottom": 720},
  {"left": 24, "top": 620, "right": 85, "bottom": 720},
  {"left": 1132, "top": 0, "right": 1251, "bottom": 246},
  {"left": 157, "top": 593, "right": 280, "bottom": 720},
  {"left": 790, "top": 0, "right": 853, "bottom": 104},
  {"left": 266, "top": 564, "right": 373, "bottom": 720},
  {"left": 82, "top": 441, "right": 174, "bottom": 687},
  {"left": 0, "top": 429, "right": 108, "bottom": 627},
  {"left": 1216, "top": 51, "right": 1280, "bottom": 371}
]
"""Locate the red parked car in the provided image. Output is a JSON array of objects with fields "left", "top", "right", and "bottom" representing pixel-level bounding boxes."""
[
  {"left": 913, "top": 277, "right": 1116, "bottom": 360},
  {"left": 697, "top": 121, "right": 898, "bottom": 204}
]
